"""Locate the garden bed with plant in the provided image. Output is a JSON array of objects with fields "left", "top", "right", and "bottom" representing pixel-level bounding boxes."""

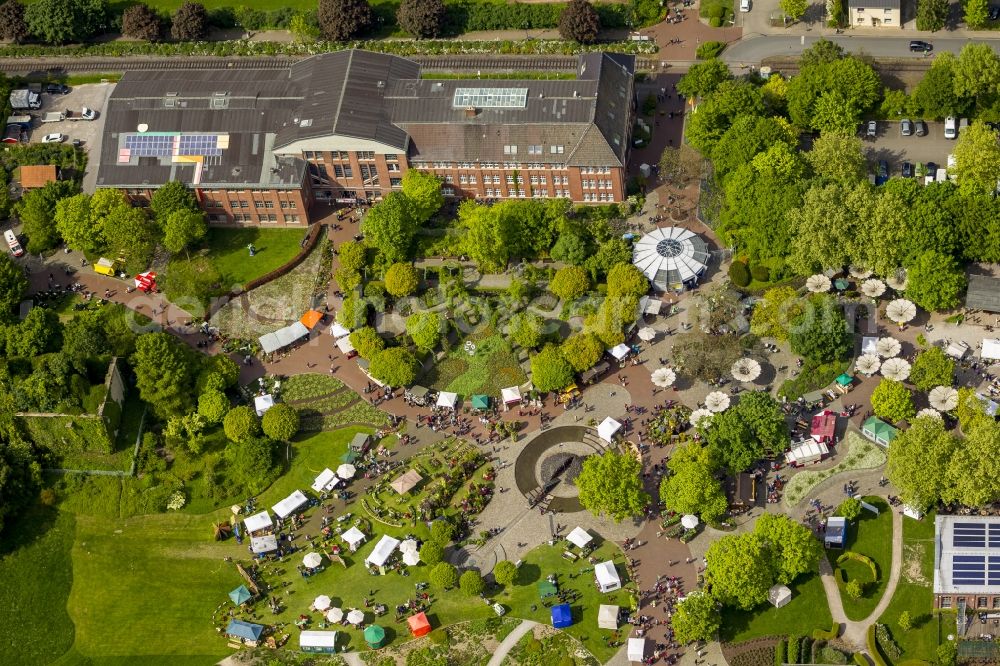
[
  {"left": 424, "top": 330, "right": 527, "bottom": 397},
  {"left": 783, "top": 434, "right": 887, "bottom": 507}
]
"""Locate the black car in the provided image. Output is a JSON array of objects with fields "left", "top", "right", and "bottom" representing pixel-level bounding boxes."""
[
  {"left": 909, "top": 40, "right": 933, "bottom": 53},
  {"left": 45, "top": 83, "right": 70, "bottom": 95},
  {"left": 902, "top": 162, "right": 913, "bottom": 178},
  {"left": 915, "top": 120, "right": 928, "bottom": 136},
  {"left": 926, "top": 161, "right": 939, "bottom": 175},
  {"left": 990, "top": 5, "right": 1000, "bottom": 20},
  {"left": 878, "top": 160, "right": 889, "bottom": 179}
]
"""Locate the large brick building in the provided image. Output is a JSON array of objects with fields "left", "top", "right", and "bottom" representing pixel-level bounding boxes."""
[
  {"left": 96, "top": 50, "right": 635, "bottom": 226},
  {"left": 934, "top": 515, "right": 1000, "bottom": 616}
]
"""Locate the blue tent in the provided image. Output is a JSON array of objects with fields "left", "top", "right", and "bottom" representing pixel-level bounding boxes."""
[
  {"left": 226, "top": 619, "right": 264, "bottom": 642},
  {"left": 551, "top": 603, "right": 572, "bottom": 628},
  {"left": 229, "top": 585, "right": 252, "bottom": 605}
]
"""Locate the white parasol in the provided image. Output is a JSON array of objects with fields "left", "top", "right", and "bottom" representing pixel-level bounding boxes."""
[
  {"left": 731, "top": 358, "right": 762, "bottom": 382},
  {"left": 651, "top": 367, "right": 677, "bottom": 388},
  {"left": 849, "top": 266, "right": 873, "bottom": 279},
  {"left": 929, "top": 385, "right": 959, "bottom": 411},
  {"left": 705, "top": 391, "right": 731, "bottom": 413},
  {"left": 887, "top": 299, "right": 917, "bottom": 325},
  {"left": 347, "top": 609, "right": 365, "bottom": 625},
  {"left": 886, "top": 268, "right": 908, "bottom": 291},
  {"left": 327, "top": 607, "right": 344, "bottom": 623},
  {"left": 855, "top": 354, "right": 882, "bottom": 376},
  {"left": 314, "top": 595, "right": 332, "bottom": 611},
  {"left": 303, "top": 552, "right": 322, "bottom": 569},
  {"left": 402, "top": 550, "right": 421, "bottom": 566},
  {"left": 638, "top": 327, "right": 657, "bottom": 342},
  {"left": 230, "top": 504, "right": 243, "bottom": 515},
  {"left": 880, "top": 357, "right": 912, "bottom": 382},
  {"left": 806, "top": 274, "right": 832, "bottom": 293},
  {"left": 681, "top": 514, "right": 699, "bottom": 529},
  {"left": 860, "top": 279, "right": 886, "bottom": 298},
  {"left": 690, "top": 408, "right": 714, "bottom": 428},
  {"left": 336, "top": 463, "right": 356, "bottom": 480},
  {"left": 875, "top": 337, "right": 901, "bottom": 358},
  {"left": 916, "top": 408, "right": 942, "bottom": 421}
]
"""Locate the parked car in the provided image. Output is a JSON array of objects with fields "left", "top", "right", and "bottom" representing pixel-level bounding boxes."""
[
  {"left": 44, "top": 83, "right": 70, "bottom": 95},
  {"left": 41, "top": 133, "right": 65, "bottom": 143},
  {"left": 902, "top": 161, "right": 913, "bottom": 178},
  {"left": 900, "top": 118, "right": 913, "bottom": 136},
  {"left": 944, "top": 116, "right": 958, "bottom": 139},
  {"left": 915, "top": 120, "right": 928, "bottom": 136},
  {"left": 909, "top": 40, "right": 933, "bottom": 53},
  {"left": 71, "top": 138, "right": 84, "bottom": 147},
  {"left": 740, "top": 0, "right": 751, "bottom": 11},
  {"left": 80, "top": 107, "right": 97, "bottom": 120},
  {"left": 990, "top": 5, "right": 1000, "bottom": 20},
  {"left": 926, "top": 161, "right": 939, "bottom": 175},
  {"left": 877, "top": 160, "right": 889, "bottom": 179},
  {"left": 4, "top": 230, "right": 23, "bottom": 257},
  {"left": 866, "top": 120, "right": 878, "bottom": 137}
]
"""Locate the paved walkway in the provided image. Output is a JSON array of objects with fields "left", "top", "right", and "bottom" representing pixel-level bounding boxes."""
[{"left": 486, "top": 619, "right": 539, "bottom": 666}]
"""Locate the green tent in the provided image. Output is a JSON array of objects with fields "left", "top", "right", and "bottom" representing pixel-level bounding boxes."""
[
  {"left": 364, "top": 624, "right": 386, "bottom": 648},
  {"left": 340, "top": 450, "right": 359, "bottom": 463},
  {"left": 229, "top": 585, "right": 252, "bottom": 605},
  {"left": 538, "top": 581, "right": 558, "bottom": 598},
  {"left": 834, "top": 278, "right": 850, "bottom": 291},
  {"left": 835, "top": 374, "right": 854, "bottom": 387},
  {"left": 471, "top": 395, "right": 490, "bottom": 410}
]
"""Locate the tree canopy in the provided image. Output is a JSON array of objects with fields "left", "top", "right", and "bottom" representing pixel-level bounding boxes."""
[
  {"left": 223, "top": 405, "right": 262, "bottom": 443},
  {"left": 671, "top": 592, "right": 721, "bottom": 644},
  {"left": 261, "top": 403, "right": 300, "bottom": 441},
  {"left": 575, "top": 450, "right": 650, "bottom": 522},
  {"left": 909, "top": 346, "right": 955, "bottom": 391},
  {"left": 886, "top": 415, "right": 958, "bottom": 511},
  {"left": 705, "top": 534, "right": 774, "bottom": 610},
  {"left": 529, "top": 344, "right": 574, "bottom": 392},
  {"left": 558, "top": 0, "right": 600, "bottom": 43},
  {"left": 384, "top": 262, "right": 420, "bottom": 298},
  {"left": 401, "top": 170, "right": 444, "bottom": 222},
  {"left": 369, "top": 347, "right": 420, "bottom": 387},
  {"left": 549, "top": 265, "right": 590, "bottom": 302},
  {"left": 25, "top": 0, "right": 107, "bottom": 45},
  {"left": 508, "top": 312, "right": 545, "bottom": 350},
  {"left": 318, "top": 0, "right": 373, "bottom": 41},
  {"left": 406, "top": 311, "right": 442, "bottom": 351},
  {"left": 122, "top": 2, "right": 161, "bottom": 40},
  {"left": 871, "top": 378, "right": 916, "bottom": 424},
  {"left": 660, "top": 443, "right": 727, "bottom": 522},
  {"left": 170, "top": 1, "right": 207, "bottom": 40},
  {"left": 397, "top": 0, "right": 445, "bottom": 38},
  {"left": 560, "top": 332, "right": 603, "bottom": 373},
  {"left": 952, "top": 120, "right": 1000, "bottom": 198},
  {"left": 361, "top": 193, "right": 418, "bottom": 263},
  {"left": 789, "top": 295, "right": 852, "bottom": 363},
  {"left": 0, "top": 254, "right": 28, "bottom": 322},
  {"left": 131, "top": 332, "right": 198, "bottom": 419}
]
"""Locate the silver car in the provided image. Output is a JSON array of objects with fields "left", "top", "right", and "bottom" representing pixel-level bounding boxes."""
[{"left": 900, "top": 119, "right": 913, "bottom": 136}]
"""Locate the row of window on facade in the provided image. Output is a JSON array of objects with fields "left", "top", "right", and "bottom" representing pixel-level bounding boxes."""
[
  {"left": 302, "top": 151, "right": 397, "bottom": 162},
  {"left": 938, "top": 596, "right": 1000, "bottom": 609},
  {"left": 502, "top": 144, "right": 565, "bottom": 155},
  {"left": 203, "top": 199, "right": 298, "bottom": 209},
  {"left": 413, "top": 161, "right": 610, "bottom": 171},
  {"left": 209, "top": 213, "right": 302, "bottom": 223}
]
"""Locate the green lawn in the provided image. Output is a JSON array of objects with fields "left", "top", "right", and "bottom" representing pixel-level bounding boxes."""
[
  {"left": 204, "top": 227, "right": 308, "bottom": 289},
  {"left": 831, "top": 497, "right": 893, "bottom": 621},
  {"left": 719, "top": 572, "right": 832, "bottom": 643},
  {"left": 877, "top": 511, "right": 944, "bottom": 665},
  {"left": 424, "top": 332, "right": 526, "bottom": 397},
  {"left": 0, "top": 507, "right": 76, "bottom": 665}
]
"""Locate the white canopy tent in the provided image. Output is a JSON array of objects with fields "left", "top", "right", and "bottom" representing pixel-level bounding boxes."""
[
  {"left": 347, "top": 610, "right": 365, "bottom": 625},
  {"left": 769, "top": 584, "right": 792, "bottom": 608},
  {"left": 947, "top": 340, "right": 970, "bottom": 359},
  {"left": 632, "top": 226, "right": 709, "bottom": 291},
  {"left": 929, "top": 385, "right": 959, "bottom": 411},
  {"left": 311, "top": 468, "right": 340, "bottom": 493},
  {"left": 244, "top": 511, "right": 273, "bottom": 533},
  {"left": 365, "top": 535, "right": 401, "bottom": 568},
  {"left": 597, "top": 604, "right": 619, "bottom": 630},
  {"left": 254, "top": 394, "right": 275, "bottom": 417},
  {"left": 402, "top": 550, "right": 421, "bottom": 566},
  {"left": 501, "top": 386, "right": 522, "bottom": 406},
  {"left": 855, "top": 354, "right": 881, "bottom": 376},
  {"left": 567, "top": 527, "right": 593, "bottom": 550},
  {"left": 982, "top": 338, "right": 1000, "bottom": 361},
  {"left": 597, "top": 417, "right": 622, "bottom": 443},
  {"left": 681, "top": 514, "right": 699, "bottom": 529},
  {"left": 436, "top": 391, "right": 458, "bottom": 409},
  {"left": 329, "top": 323, "right": 351, "bottom": 338},
  {"left": 639, "top": 296, "right": 662, "bottom": 316},
  {"left": 881, "top": 357, "right": 912, "bottom": 382},
  {"left": 651, "top": 367, "right": 676, "bottom": 388},
  {"left": 399, "top": 538, "right": 419, "bottom": 554},
  {"left": 303, "top": 552, "right": 323, "bottom": 568},
  {"left": 342, "top": 526, "right": 367, "bottom": 551},
  {"left": 609, "top": 343, "right": 631, "bottom": 361},
  {"left": 785, "top": 440, "right": 829, "bottom": 465},
  {"left": 259, "top": 322, "right": 310, "bottom": 354},
  {"left": 327, "top": 608, "right": 344, "bottom": 623},
  {"left": 806, "top": 274, "right": 832, "bottom": 293},
  {"left": 637, "top": 327, "right": 656, "bottom": 342},
  {"left": 300, "top": 631, "right": 338, "bottom": 651},
  {"left": 272, "top": 490, "right": 309, "bottom": 520},
  {"left": 335, "top": 336, "right": 356, "bottom": 355},
  {"left": 627, "top": 638, "right": 649, "bottom": 662},
  {"left": 595, "top": 560, "right": 622, "bottom": 592},
  {"left": 876, "top": 337, "right": 902, "bottom": 358},
  {"left": 916, "top": 408, "right": 942, "bottom": 420},
  {"left": 705, "top": 391, "right": 731, "bottom": 412},
  {"left": 250, "top": 534, "right": 278, "bottom": 554},
  {"left": 314, "top": 595, "right": 331, "bottom": 611}
]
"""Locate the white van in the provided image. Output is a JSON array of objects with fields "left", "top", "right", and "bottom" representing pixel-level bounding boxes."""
[
  {"left": 4, "top": 230, "right": 23, "bottom": 257},
  {"left": 944, "top": 116, "right": 957, "bottom": 139}
]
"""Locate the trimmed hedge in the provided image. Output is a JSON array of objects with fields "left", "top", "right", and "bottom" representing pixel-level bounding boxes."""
[
  {"left": 242, "top": 222, "right": 323, "bottom": 292},
  {"left": 837, "top": 551, "right": 879, "bottom": 582},
  {"left": 787, "top": 635, "right": 801, "bottom": 664},
  {"left": 696, "top": 40, "right": 726, "bottom": 59},
  {"left": 853, "top": 653, "right": 868, "bottom": 666},
  {"left": 812, "top": 623, "right": 839, "bottom": 640},
  {"left": 729, "top": 261, "right": 751, "bottom": 287},
  {"left": 774, "top": 638, "right": 787, "bottom": 666},
  {"left": 866, "top": 625, "right": 888, "bottom": 666},
  {"left": 751, "top": 264, "right": 771, "bottom": 282}
]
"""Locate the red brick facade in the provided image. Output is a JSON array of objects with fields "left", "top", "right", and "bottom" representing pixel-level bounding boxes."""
[{"left": 125, "top": 185, "right": 311, "bottom": 228}]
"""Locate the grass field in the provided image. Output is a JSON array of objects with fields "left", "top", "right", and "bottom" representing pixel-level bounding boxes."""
[
  {"left": 719, "top": 572, "right": 832, "bottom": 643},
  {"left": 205, "top": 227, "right": 308, "bottom": 290},
  {"left": 831, "top": 497, "right": 893, "bottom": 622},
  {"left": 877, "top": 511, "right": 943, "bottom": 665}
]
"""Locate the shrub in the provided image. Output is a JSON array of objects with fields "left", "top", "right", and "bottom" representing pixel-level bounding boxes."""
[
  {"left": 812, "top": 623, "right": 839, "bottom": 640},
  {"left": 750, "top": 264, "right": 770, "bottom": 282},
  {"left": 787, "top": 635, "right": 801, "bottom": 664},
  {"left": 845, "top": 580, "right": 863, "bottom": 599},
  {"left": 708, "top": 5, "right": 724, "bottom": 18},
  {"left": 709, "top": 16, "right": 722, "bottom": 26},
  {"left": 874, "top": 624, "right": 902, "bottom": 658},
  {"left": 867, "top": 625, "right": 888, "bottom": 666},
  {"left": 774, "top": 639, "right": 787, "bottom": 666},
  {"left": 696, "top": 41, "right": 726, "bottom": 59},
  {"left": 729, "top": 261, "right": 751, "bottom": 287}
]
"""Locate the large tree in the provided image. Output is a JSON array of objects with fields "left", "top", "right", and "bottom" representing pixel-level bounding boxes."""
[
  {"left": 711, "top": 116, "right": 796, "bottom": 181},
  {"left": 733, "top": 392, "right": 790, "bottom": 453},
  {"left": 871, "top": 378, "right": 916, "bottom": 424},
  {"left": 905, "top": 250, "right": 966, "bottom": 313},
  {"left": 677, "top": 58, "right": 732, "bottom": 100},
  {"left": 750, "top": 286, "right": 805, "bottom": 341},
  {"left": 909, "top": 346, "right": 955, "bottom": 391},
  {"left": 170, "top": 1, "right": 207, "bottom": 40},
  {"left": 150, "top": 181, "right": 198, "bottom": 219},
  {"left": 954, "top": 43, "right": 1000, "bottom": 102},
  {"left": 401, "top": 169, "right": 444, "bottom": 222},
  {"left": 384, "top": 262, "right": 420, "bottom": 298},
  {"left": 886, "top": 415, "right": 957, "bottom": 511},
  {"left": 558, "top": 0, "right": 600, "bottom": 43},
  {"left": 369, "top": 347, "right": 419, "bottom": 387},
  {"left": 261, "top": 403, "right": 300, "bottom": 441},
  {"left": 952, "top": 120, "right": 1000, "bottom": 198},
  {"left": 549, "top": 265, "right": 590, "bottom": 302},
  {"left": 786, "top": 56, "right": 881, "bottom": 132},
  {"left": 102, "top": 205, "right": 155, "bottom": 273},
  {"left": 508, "top": 312, "right": 545, "bottom": 350},
  {"left": 916, "top": 0, "right": 949, "bottom": 30},
  {"left": 406, "top": 311, "right": 442, "bottom": 351},
  {"left": 122, "top": 2, "right": 161, "bottom": 41},
  {"left": 705, "top": 534, "right": 774, "bottom": 610},
  {"left": 361, "top": 192, "right": 418, "bottom": 263},
  {"left": 780, "top": 0, "right": 808, "bottom": 20},
  {"left": 349, "top": 326, "right": 385, "bottom": 360},
  {"left": 660, "top": 443, "right": 727, "bottom": 522},
  {"left": 805, "top": 134, "right": 867, "bottom": 187},
  {"left": 964, "top": 0, "right": 990, "bottom": 28},
  {"left": 318, "top": 0, "right": 373, "bottom": 41},
  {"left": 529, "top": 344, "right": 574, "bottom": 392},
  {"left": 131, "top": 332, "right": 198, "bottom": 418},
  {"left": 606, "top": 263, "right": 649, "bottom": 300},
  {"left": 755, "top": 514, "right": 822, "bottom": 584},
  {"left": 25, "top": 0, "right": 107, "bottom": 44},
  {"left": 0, "top": 0, "right": 28, "bottom": 42},
  {"left": 576, "top": 450, "right": 650, "bottom": 522},
  {"left": 18, "top": 180, "right": 77, "bottom": 254},
  {"left": 946, "top": 418, "right": 1000, "bottom": 507},
  {"left": 788, "top": 295, "right": 852, "bottom": 363},
  {"left": 673, "top": 330, "right": 742, "bottom": 383},
  {"left": 162, "top": 209, "right": 207, "bottom": 256},
  {"left": 671, "top": 592, "right": 721, "bottom": 644},
  {"left": 913, "top": 53, "right": 964, "bottom": 119},
  {"left": 0, "top": 254, "right": 28, "bottom": 322},
  {"left": 397, "top": 0, "right": 445, "bottom": 38},
  {"left": 704, "top": 409, "right": 765, "bottom": 474},
  {"left": 223, "top": 405, "right": 262, "bottom": 443},
  {"left": 560, "top": 332, "right": 603, "bottom": 373}
]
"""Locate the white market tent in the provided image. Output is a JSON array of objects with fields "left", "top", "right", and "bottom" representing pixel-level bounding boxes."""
[
  {"left": 597, "top": 604, "right": 619, "bottom": 630},
  {"left": 402, "top": 550, "right": 421, "bottom": 566},
  {"left": 609, "top": 343, "right": 631, "bottom": 361},
  {"left": 436, "top": 391, "right": 458, "bottom": 409},
  {"left": 244, "top": 510, "right": 273, "bottom": 533},
  {"left": 251, "top": 534, "right": 278, "bottom": 554},
  {"left": 365, "top": 535, "right": 401, "bottom": 568},
  {"left": 329, "top": 323, "right": 351, "bottom": 338},
  {"left": 259, "top": 322, "right": 310, "bottom": 354},
  {"left": 982, "top": 338, "right": 1000, "bottom": 361},
  {"left": 632, "top": 227, "right": 709, "bottom": 291},
  {"left": 272, "top": 490, "right": 309, "bottom": 520},
  {"left": 947, "top": 340, "right": 970, "bottom": 359},
  {"left": 311, "top": 468, "right": 340, "bottom": 493},
  {"left": 785, "top": 440, "right": 829, "bottom": 465},
  {"left": 627, "top": 637, "right": 649, "bottom": 662},
  {"left": 769, "top": 584, "right": 792, "bottom": 608},
  {"left": 597, "top": 417, "right": 622, "bottom": 443},
  {"left": 639, "top": 296, "right": 662, "bottom": 316},
  {"left": 300, "top": 631, "right": 338, "bottom": 651},
  {"left": 342, "top": 526, "right": 367, "bottom": 551},
  {"left": 336, "top": 336, "right": 356, "bottom": 355},
  {"left": 595, "top": 560, "right": 622, "bottom": 592},
  {"left": 501, "top": 386, "right": 522, "bottom": 405},
  {"left": 254, "top": 394, "right": 275, "bottom": 417},
  {"left": 567, "top": 527, "right": 593, "bottom": 550}
]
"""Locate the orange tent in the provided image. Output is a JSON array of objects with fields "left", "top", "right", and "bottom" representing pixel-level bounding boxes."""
[
  {"left": 407, "top": 612, "right": 431, "bottom": 637},
  {"left": 300, "top": 310, "right": 323, "bottom": 330}
]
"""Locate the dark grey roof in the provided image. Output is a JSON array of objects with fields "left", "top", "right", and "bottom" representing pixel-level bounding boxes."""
[
  {"left": 848, "top": 0, "right": 899, "bottom": 8},
  {"left": 966, "top": 275, "right": 1000, "bottom": 313}
]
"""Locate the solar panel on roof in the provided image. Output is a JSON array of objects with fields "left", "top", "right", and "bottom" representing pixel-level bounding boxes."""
[
  {"left": 954, "top": 522, "right": 986, "bottom": 548},
  {"left": 452, "top": 87, "right": 528, "bottom": 109},
  {"left": 123, "top": 133, "right": 224, "bottom": 158},
  {"left": 953, "top": 555, "right": 986, "bottom": 586}
]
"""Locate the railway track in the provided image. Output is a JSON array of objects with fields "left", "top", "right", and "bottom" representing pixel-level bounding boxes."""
[
  {"left": 0, "top": 54, "right": 658, "bottom": 75},
  {"left": 761, "top": 55, "right": 934, "bottom": 75}
]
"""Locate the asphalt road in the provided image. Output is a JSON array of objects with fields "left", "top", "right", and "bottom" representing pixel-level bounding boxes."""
[
  {"left": 862, "top": 119, "right": 958, "bottom": 176},
  {"left": 724, "top": 34, "right": 998, "bottom": 64}
]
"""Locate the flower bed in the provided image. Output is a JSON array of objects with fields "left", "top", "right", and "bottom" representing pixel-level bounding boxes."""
[
  {"left": 280, "top": 373, "right": 345, "bottom": 402},
  {"left": 783, "top": 434, "right": 887, "bottom": 507}
]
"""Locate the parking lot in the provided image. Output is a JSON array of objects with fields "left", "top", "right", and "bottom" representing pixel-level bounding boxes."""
[{"left": 862, "top": 119, "right": 958, "bottom": 177}]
